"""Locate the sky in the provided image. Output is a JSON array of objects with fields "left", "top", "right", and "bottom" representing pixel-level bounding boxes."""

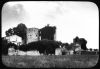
[{"left": 2, "top": 1, "right": 99, "bottom": 49}]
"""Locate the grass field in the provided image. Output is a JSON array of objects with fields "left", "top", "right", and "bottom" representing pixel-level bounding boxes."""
[{"left": 2, "top": 54, "right": 99, "bottom": 68}]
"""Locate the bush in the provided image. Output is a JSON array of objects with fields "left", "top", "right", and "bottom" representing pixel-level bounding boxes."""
[{"left": 19, "top": 40, "right": 60, "bottom": 54}]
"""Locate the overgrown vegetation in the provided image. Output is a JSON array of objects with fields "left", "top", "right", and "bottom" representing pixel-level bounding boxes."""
[
  {"left": 2, "top": 55, "right": 99, "bottom": 68},
  {"left": 19, "top": 40, "right": 60, "bottom": 54}
]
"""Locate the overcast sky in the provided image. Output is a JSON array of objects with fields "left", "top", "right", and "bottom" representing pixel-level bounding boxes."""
[{"left": 2, "top": 1, "right": 99, "bottom": 49}]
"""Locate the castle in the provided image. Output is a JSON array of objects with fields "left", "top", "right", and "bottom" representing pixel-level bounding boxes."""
[
  {"left": 4, "top": 24, "right": 56, "bottom": 45},
  {"left": 26, "top": 24, "right": 56, "bottom": 44}
]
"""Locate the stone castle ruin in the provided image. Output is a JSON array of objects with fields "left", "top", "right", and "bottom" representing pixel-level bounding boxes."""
[
  {"left": 26, "top": 24, "right": 56, "bottom": 44},
  {"left": 27, "top": 28, "right": 39, "bottom": 44},
  {"left": 3, "top": 24, "right": 99, "bottom": 56}
]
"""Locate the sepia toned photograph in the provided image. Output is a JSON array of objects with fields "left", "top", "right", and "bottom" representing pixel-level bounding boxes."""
[{"left": 1, "top": 1, "right": 99, "bottom": 68}]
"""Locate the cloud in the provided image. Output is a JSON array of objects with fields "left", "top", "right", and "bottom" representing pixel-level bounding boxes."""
[
  {"left": 44, "top": 2, "right": 67, "bottom": 23},
  {"left": 2, "top": 3, "right": 26, "bottom": 23},
  {"left": 2, "top": 3, "right": 28, "bottom": 37}
]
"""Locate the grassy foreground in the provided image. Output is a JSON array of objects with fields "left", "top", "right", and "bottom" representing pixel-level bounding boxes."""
[{"left": 2, "top": 54, "right": 99, "bottom": 68}]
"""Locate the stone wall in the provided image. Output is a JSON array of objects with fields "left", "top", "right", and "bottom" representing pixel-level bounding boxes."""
[{"left": 27, "top": 28, "right": 39, "bottom": 44}]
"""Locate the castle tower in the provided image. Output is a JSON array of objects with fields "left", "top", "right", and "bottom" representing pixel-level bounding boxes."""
[
  {"left": 39, "top": 25, "right": 56, "bottom": 40},
  {"left": 26, "top": 28, "right": 39, "bottom": 44}
]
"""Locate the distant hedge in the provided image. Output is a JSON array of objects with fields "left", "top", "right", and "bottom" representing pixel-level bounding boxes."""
[{"left": 19, "top": 40, "right": 60, "bottom": 54}]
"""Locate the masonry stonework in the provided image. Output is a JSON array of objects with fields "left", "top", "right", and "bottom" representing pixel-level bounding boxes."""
[{"left": 27, "top": 28, "right": 39, "bottom": 44}]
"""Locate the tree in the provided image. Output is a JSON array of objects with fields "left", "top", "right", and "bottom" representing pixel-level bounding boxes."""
[
  {"left": 5, "top": 28, "right": 14, "bottom": 36},
  {"left": 90, "top": 48, "right": 92, "bottom": 51},
  {"left": 73, "top": 36, "right": 79, "bottom": 43},
  {"left": 61, "top": 43, "right": 69, "bottom": 48},
  {"left": 79, "top": 38, "right": 88, "bottom": 50},
  {"left": 13, "top": 27, "right": 18, "bottom": 35},
  {"left": 56, "top": 41, "right": 62, "bottom": 47},
  {"left": 5, "top": 23, "right": 27, "bottom": 44},
  {"left": 16, "top": 23, "right": 27, "bottom": 44},
  {"left": 73, "top": 36, "right": 88, "bottom": 50}
]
